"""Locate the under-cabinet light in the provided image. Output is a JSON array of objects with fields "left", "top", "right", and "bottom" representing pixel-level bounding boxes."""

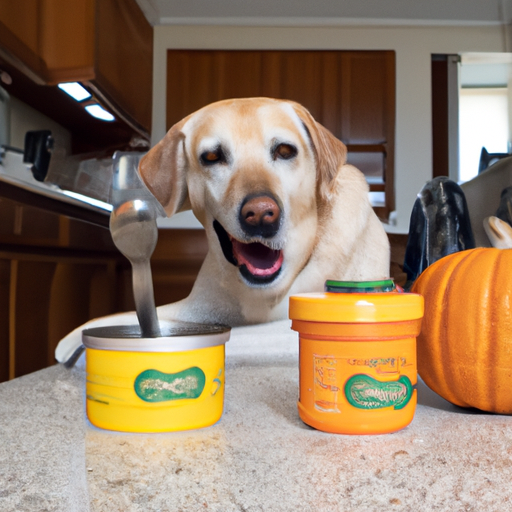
[
  {"left": 58, "top": 82, "right": 92, "bottom": 102},
  {"left": 85, "top": 104, "right": 116, "bottom": 122}
]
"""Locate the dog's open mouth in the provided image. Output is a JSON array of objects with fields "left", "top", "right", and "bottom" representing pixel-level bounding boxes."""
[{"left": 213, "top": 220, "right": 283, "bottom": 284}]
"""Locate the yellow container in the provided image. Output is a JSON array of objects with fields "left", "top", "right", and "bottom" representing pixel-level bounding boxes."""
[
  {"left": 289, "top": 280, "right": 424, "bottom": 435},
  {"left": 82, "top": 323, "right": 230, "bottom": 433}
]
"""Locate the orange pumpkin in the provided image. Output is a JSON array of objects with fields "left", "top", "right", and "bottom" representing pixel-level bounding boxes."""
[{"left": 411, "top": 247, "right": 512, "bottom": 414}]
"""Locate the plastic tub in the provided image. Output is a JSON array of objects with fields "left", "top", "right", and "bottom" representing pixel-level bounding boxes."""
[
  {"left": 289, "top": 280, "right": 424, "bottom": 435},
  {"left": 82, "top": 322, "right": 230, "bottom": 433}
]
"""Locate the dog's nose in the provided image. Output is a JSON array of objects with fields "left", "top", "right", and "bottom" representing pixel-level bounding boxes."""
[{"left": 239, "top": 195, "right": 281, "bottom": 238}]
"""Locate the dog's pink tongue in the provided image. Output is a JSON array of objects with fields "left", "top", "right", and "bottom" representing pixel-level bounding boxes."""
[{"left": 231, "top": 239, "right": 283, "bottom": 276}]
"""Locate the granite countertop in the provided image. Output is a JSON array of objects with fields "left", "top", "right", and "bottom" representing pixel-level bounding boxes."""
[{"left": 1, "top": 320, "right": 512, "bottom": 512}]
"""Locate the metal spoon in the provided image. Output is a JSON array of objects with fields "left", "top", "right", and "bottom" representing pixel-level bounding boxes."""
[
  {"left": 110, "top": 198, "right": 161, "bottom": 337},
  {"left": 58, "top": 152, "right": 163, "bottom": 368},
  {"left": 62, "top": 200, "right": 161, "bottom": 368}
]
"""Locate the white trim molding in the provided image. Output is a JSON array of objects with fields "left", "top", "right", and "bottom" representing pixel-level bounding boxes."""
[
  {"left": 134, "top": 0, "right": 161, "bottom": 26},
  {"left": 158, "top": 16, "right": 503, "bottom": 28}
]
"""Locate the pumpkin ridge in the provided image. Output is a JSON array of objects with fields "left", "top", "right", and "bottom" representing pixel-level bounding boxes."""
[
  {"left": 463, "top": 249, "right": 495, "bottom": 409},
  {"left": 416, "top": 250, "right": 470, "bottom": 407},
  {"left": 433, "top": 252, "right": 461, "bottom": 405},
  {"left": 486, "top": 249, "right": 502, "bottom": 413},
  {"left": 442, "top": 249, "right": 480, "bottom": 408},
  {"left": 438, "top": 251, "right": 474, "bottom": 407}
]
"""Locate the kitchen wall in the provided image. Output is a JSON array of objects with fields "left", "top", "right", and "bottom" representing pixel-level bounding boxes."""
[{"left": 150, "top": 24, "right": 504, "bottom": 233}]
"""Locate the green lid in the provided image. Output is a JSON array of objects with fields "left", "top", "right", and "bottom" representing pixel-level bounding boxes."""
[{"left": 325, "top": 279, "right": 396, "bottom": 293}]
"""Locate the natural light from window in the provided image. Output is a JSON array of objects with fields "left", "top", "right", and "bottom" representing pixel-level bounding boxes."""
[{"left": 459, "top": 87, "right": 509, "bottom": 183}]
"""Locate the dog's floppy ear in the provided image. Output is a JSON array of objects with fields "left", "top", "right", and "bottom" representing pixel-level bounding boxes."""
[
  {"left": 292, "top": 103, "right": 348, "bottom": 200},
  {"left": 139, "top": 117, "right": 192, "bottom": 217}
]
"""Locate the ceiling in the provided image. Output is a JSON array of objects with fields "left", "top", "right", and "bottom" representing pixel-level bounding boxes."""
[
  {"left": 135, "top": 0, "right": 512, "bottom": 88},
  {"left": 136, "top": 0, "right": 511, "bottom": 26}
]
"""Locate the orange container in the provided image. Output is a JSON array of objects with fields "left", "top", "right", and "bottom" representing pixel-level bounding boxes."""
[{"left": 289, "top": 280, "right": 424, "bottom": 435}]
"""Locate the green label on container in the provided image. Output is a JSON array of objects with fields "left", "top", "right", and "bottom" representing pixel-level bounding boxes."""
[
  {"left": 344, "top": 374, "right": 413, "bottom": 410},
  {"left": 134, "top": 367, "right": 206, "bottom": 402}
]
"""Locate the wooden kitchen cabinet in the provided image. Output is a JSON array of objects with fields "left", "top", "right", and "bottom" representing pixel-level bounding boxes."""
[
  {"left": 0, "top": 0, "right": 95, "bottom": 84},
  {"left": 93, "top": 0, "right": 153, "bottom": 137},
  {"left": 166, "top": 50, "right": 395, "bottom": 220},
  {"left": 0, "top": 197, "right": 133, "bottom": 383},
  {"left": 0, "top": 0, "right": 152, "bottom": 145}
]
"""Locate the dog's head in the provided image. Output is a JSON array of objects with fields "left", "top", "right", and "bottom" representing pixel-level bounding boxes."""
[{"left": 140, "top": 98, "right": 347, "bottom": 289}]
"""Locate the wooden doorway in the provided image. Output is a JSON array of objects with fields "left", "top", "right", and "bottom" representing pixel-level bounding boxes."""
[{"left": 431, "top": 54, "right": 460, "bottom": 181}]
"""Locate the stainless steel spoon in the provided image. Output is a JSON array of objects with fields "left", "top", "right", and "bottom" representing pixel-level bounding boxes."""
[
  {"left": 59, "top": 152, "right": 163, "bottom": 368},
  {"left": 62, "top": 199, "right": 161, "bottom": 368},
  {"left": 110, "top": 198, "right": 161, "bottom": 337}
]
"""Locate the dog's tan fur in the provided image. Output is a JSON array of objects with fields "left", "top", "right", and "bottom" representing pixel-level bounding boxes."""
[{"left": 139, "top": 98, "right": 390, "bottom": 326}]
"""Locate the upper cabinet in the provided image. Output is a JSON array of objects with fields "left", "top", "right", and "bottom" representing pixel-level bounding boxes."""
[
  {"left": 0, "top": 1, "right": 96, "bottom": 85},
  {"left": 0, "top": 0, "right": 152, "bottom": 151},
  {"left": 93, "top": 0, "right": 152, "bottom": 137}
]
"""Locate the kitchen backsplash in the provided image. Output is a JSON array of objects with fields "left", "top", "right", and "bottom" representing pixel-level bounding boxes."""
[{"left": 8, "top": 96, "right": 71, "bottom": 153}]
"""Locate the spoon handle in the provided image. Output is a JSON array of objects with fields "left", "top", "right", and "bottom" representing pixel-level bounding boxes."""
[{"left": 132, "top": 261, "right": 160, "bottom": 337}]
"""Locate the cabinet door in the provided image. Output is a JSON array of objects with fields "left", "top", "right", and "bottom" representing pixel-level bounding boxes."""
[
  {"left": 0, "top": 0, "right": 42, "bottom": 81},
  {"left": 10, "top": 259, "right": 57, "bottom": 378},
  {"left": 340, "top": 52, "right": 396, "bottom": 215},
  {"left": 0, "top": 260, "right": 9, "bottom": 382},
  {"left": 340, "top": 52, "right": 394, "bottom": 145},
  {"left": 166, "top": 50, "right": 395, "bottom": 219},
  {"left": 94, "top": 0, "right": 153, "bottom": 135},
  {"left": 0, "top": 0, "right": 95, "bottom": 84}
]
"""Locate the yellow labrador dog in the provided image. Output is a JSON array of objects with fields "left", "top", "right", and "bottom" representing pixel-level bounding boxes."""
[
  {"left": 139, "top": 97, "right": 389, "bottom": 325},
  {"left": 55, "top": 98, "right": 389, "bottom": 362}
]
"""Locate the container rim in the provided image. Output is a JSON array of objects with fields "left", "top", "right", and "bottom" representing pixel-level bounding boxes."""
[
  {"left": 289, "top": 292, "right": 424, "bottom": 323},
  {"left": 82, "top": 322, "right": 231, "bottom": 352}
]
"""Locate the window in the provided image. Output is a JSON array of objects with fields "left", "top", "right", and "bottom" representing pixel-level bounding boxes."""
[{"left": 459, "top": 87, "right": 509, "bottom": 183}]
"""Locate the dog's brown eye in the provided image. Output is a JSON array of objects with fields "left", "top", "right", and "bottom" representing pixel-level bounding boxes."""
[
  {"left": 273, "top": 143, "right": 297, "bottom": 161},
  {"left": 200, "top": 148, "right": 226, "bottom": 166},
  {"left": 203, "top": 151, "right": 219, "bottom": 162}
]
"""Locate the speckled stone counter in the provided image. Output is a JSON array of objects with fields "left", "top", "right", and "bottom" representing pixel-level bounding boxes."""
[{"left": 2, "top": 320, "right": 512, "bottom": 511}]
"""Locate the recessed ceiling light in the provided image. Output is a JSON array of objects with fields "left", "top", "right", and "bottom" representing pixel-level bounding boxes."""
[
  {"left": 85, "top": 104, "right": 116, "bottom": 122},
  {"left": 58, "top": 82, "right": 92, "bottom": 101}
]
